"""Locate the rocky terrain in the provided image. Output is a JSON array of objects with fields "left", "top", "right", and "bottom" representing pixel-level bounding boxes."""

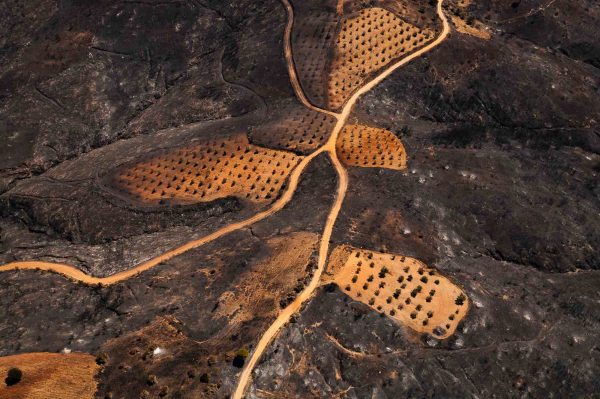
[{"left": 0, "top": 0, "right": 599, "bottom": 398}]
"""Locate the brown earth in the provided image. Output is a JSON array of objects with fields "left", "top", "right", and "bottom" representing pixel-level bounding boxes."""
[
  {"left": 336, "top": 124, "right": 407, "bottom": 169},
  {"left": 248, "top": 100, "right": 337, "bottom": 154},
  {"left": 110, "top": 134, "right": 301, "bottom": 206},
  {"left": 0, "top": 352, "right": 99, "bottom": 399},
  {"left": 329, "top": 7, "right": 434, "bottom": 109},
  {"left": 325, "top": 245, "right": 468, "bottom": 338}
]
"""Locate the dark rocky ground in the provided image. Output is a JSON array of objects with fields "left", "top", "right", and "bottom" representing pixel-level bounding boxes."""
[{"left": 1, "top": 0, "right": 599, "bottom": 398}]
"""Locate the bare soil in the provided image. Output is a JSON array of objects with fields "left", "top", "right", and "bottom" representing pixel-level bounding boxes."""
[{"left": 0, "top": 352, "right": 99, "bottom": 399}]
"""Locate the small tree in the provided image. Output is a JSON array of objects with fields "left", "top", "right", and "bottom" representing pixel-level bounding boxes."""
[
  {"left": 378, "top": 267, "right": 389, "bottom": 279},
  {"left": 5, "top": 367, "right": 22, "bottom": 386}
]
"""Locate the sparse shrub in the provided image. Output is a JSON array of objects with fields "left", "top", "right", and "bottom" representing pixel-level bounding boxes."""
[
  {"left": 95, "top": 352, "right": 108, "bottom": 365},
  {"left": 199, "top": 373, "right": 210, "bottom": 383},
  {"left": 5, "top": 367, "right": 22, "bottom": 386},
  {"left": 232, "top": 348, "right": 249, "bottom": 368},
  {"left": 159, "top": 386, "right": 169, "bottom": 397},
  {"left": 236, "top": 348, "right": 249, "bottom": 359},
  {"left": 455, "top": 293, "right": 466, "bottom": 306},
  {"left": 147, "top": 375, "right": 157, "bottom": 386}
]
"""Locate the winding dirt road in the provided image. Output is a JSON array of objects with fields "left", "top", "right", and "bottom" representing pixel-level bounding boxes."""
[
  {"left": 0, "top": 150, "right": 323, "bottom": 285},
  {"left": 0, "top": 0, "right": 450, "bottom": 397},
  {"left": 0, "top": 0, "right": 342, "bottom": 285},
  {"left": 232, "top": 1, "right": 450, "bottom": 397}
]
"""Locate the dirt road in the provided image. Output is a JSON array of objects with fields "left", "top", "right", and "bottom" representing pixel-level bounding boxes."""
[
  {"left": 0, "top": 149, "right": 323, "bottom": 285},
  {"left": 0, "top": 1, "right": 450, "bottom": 396},
  {"left": 232, "top": 1, "right": 450, "bottom": 397}
]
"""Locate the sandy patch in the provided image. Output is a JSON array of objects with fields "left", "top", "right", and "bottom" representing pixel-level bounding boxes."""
[{"left": 451, "top": 15, "right": 491, "bottom": 40}]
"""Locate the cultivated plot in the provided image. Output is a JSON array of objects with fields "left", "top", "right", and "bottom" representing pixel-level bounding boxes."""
[
  {"left": 110, "top": 135, "right": 302, "bottom": 206},
  {"left": 0, "top": 352, "right": 99, "bottom": 399},
  {"left": 249, "top": 102, "right": 337, "bottom": 154},
  {"left": 328, "top": 7, "right": 434, "bottom": 109},
  {"left": 328, "top": 246, "right": 468, "bottom": 338},
  {"left": 336, "top": 124, "right": 407, "bottom": 170},
  {"left": 292, "top": 10, "right": 339, "bottom": 109}
]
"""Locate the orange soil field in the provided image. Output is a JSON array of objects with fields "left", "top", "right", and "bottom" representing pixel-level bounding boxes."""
[
  {"left": 327, "top": 246, "right": 468, "bottom": 339},
  {"left": 249, "top": 105, "right": 336, "bottom": 154},
  {"left": 328, "top": 7, "right": 434, "bottom": 109},
  {"left": 111, "top": 135, "right": 302, "bottom": 205},
  {"left": 292, "top": 10, "right": 339, "bottom": 108},
  {"left": 336, "top": 124, "right": 407, "bottom": 170},
  {"left": 0, "top": 352, "right": 99, "bottom": 399}
]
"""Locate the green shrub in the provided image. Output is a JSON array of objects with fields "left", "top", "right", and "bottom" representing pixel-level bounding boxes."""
[{"left": 236, "top": 348, "right": 249, "bottom": 359}]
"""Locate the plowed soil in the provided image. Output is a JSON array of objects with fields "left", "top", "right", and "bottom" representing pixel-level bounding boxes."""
[
  {"left": 249, "top": 102, "right": 337, "bottom": 154},
  {"left": 292, "top": 10, "right": 339, "bottom": 108}
]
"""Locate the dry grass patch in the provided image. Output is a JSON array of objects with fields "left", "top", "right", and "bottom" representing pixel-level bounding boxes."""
[
  {"left": 328, "top": 7, "right": 434, "bottom": 109},
  {"left": 111, "top": 135, "right": 301, "bottom": 205},
  {"left": 451, "top": 15, "right": 491, "bottom": 40},
  {"left": 336, "top": 124, "right": 407, "bottom": 170},
  {"left": 214, "top": 232, "right": 319, "bottom": 324},
  {"left": 0, "top": 352, "right": 99, "bottom": 399},
  {"left": 327, "top": 246, "right": 468, "bottom": 339}
]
